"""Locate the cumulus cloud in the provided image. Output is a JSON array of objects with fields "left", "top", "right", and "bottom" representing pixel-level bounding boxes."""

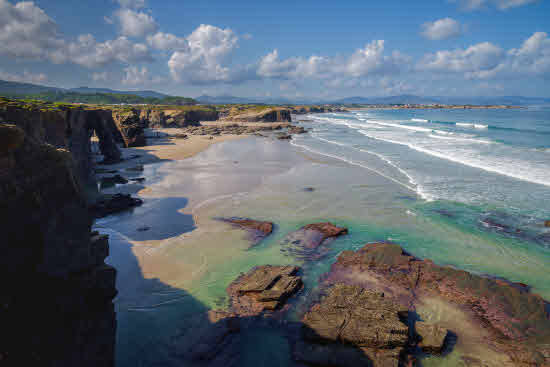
[
  {"left": 421, "top": 18, "right": 463, "bottom": 40},
  {"left": 0, "top": 69, "right": 48, "bottom": 84},
  {"left": 122, "top": 66, "right": 149, "bottom": 85},
  {"left": 168, "top": 24, "right": 239, "bottom": 83},
  {"left": 418, "top": 42, "right": 504, "bottom": 72},
  {"left": 452, "top": 0, "right": 537, "bottom": 10},
  {"left": 0, "top": 0, "right": 153, "bottom": 68},
  {"left": 257, "top": 40, "right": 409, "bottom": 80},
  {"left": 63, "top": 34, "right": 153, "bottom": 68},
  {"left": 147, "top": 32, "right": 188, "bottom": 51},
  {"left": 116, "top": 9, "right": 158, "bottom": 38},
  {"left": 0, "top": 0, "right": 64, "bottom": 61},
  {"left": 92, "top": 72, "right": 109, "bottom": 82}
]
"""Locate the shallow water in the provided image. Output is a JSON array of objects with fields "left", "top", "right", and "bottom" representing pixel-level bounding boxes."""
[{"left": 98, "top": 130, "right": 550, "bottom": 366}]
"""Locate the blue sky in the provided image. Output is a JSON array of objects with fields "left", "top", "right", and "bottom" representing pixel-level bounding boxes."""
[{"left": 0, "top": 0, "right": 549, "bottom": 99}]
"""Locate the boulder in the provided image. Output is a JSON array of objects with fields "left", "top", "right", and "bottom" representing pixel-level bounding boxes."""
[
  {"left": 219, "top": 217, "right": 274, "bottom": 247},
  {"left": 226, "top": 265, "right": 302, "bottom": 316},
  {"left": 545, "top": 220, "right": 550, "bottom": 228},
  {"left": 415, "top": 322, "right": 448, "bottom": 354}
]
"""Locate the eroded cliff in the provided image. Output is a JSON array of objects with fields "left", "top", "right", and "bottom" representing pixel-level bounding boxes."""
[{"left": 0, "top": 123, "right": 117, "bottom": 366}]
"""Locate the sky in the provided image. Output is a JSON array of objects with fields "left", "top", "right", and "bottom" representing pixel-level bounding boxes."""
[{"left": 0, "top": 0, "right": 549, "bottom": 99}]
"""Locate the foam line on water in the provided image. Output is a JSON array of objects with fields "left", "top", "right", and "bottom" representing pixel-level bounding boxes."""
[
  {"left": 289, "top": 138, "right": 425, "bottom": 199},
  {"left": 456, "top": 122, "right": 488, "bottom": 129},
  {"left": 310, "top": 133, "right": 421, "bottom": 189},
  {"left": 358, "top": 130, "right": 550, "bottom": 188},
  {"left": 411, "top": 118, "right": 429, "bottom": 122}
]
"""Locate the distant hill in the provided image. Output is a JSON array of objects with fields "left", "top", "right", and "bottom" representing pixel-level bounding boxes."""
[
  {"left": 69, "top": 87, "right": 169, "bottom": 99},
  {"left": 0, "top": 80, "right": 63, "bottom": 95},
  {"left": 0, "top": 79, "right": 195, "bottom": 105},
  {"left": 333, "top": 95, "right": 550, "bottom": 106}
]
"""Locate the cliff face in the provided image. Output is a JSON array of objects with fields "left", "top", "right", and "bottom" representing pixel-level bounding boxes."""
[
  {"left": 140, "top": 108, "right": 219, "bottom": 128},
  {"left": 0, "top": 124, "right": 117, "bottom": 366},
  {"left": 0, "top": 102, "right": 122, "bottom": 183},
  {"left": 223, "top": 107, "right": 292, "bottom": 122}
]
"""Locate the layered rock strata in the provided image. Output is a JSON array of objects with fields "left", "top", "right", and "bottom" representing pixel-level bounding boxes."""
[{"left": 281, "top": 222, "right": 348, "bottom": 260}]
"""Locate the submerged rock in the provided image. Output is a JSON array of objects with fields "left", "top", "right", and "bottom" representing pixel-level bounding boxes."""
[
  {"left": 226, "top": 265, "right": 302, "bottom": 316},
  {"left": 219, "top": 217, "right": 274, "bottom": 247},
  {"left": 277, "top": 133, "right": 292, "bottom": 140},
  {"left": 282, "top": 222, "right": 348, "bottom": 260},
  {"left": 91, "top": 193, "right": 143, "bottom": 218}
]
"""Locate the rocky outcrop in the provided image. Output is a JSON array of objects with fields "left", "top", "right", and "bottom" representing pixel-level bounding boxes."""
[
  {"left": 182, "top": 123, "right": 288, "bottom": 136},
  {"left": 324, "top": 242, "right": 550, "bottom": 366},
  {"left": 219, "top": 217, "right": 274, "bottom": 247},
  {"left": 295, "top": 284, "right": 410, "bottom": 366},
  {"left": 0, "top": 124, "right": 117, "bottom": 367},
  {"left": 111, "top": 109, "right": 147, "bottom": 147},
  {"left": 140, "top": 108, "right": 219, "bottom": 128},
  {"left": 91, "top": 193, "right": 143, "bottom": 218},
  {"left": 0, "top": 100, "right": 122, "bottom": 184},
  {"left": 224, "top": 108, "right": 292, "bottom": 122},
  {"left": 226, "top": 265, "right": 302, "bottom": 316},
  {"left": 281, "top": 222, "right": 348, "bottom": 260}
]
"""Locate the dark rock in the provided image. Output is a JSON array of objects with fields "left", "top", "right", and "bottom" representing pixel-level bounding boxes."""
[
  {"left": 302, "top": 187, "right": 315, "bottom": 192},
  {"left": 126, "top": 165, "right": 144, "bottom": 172},
  {"left": 226, "top": 265, "right": 302, "bottom": 316},
  {"left": 129, "top": 177, "right": 145, "bottom": 183},
  {"left": 288, "top": 125, "right": 307, "bottom": 134},
  {"left": 296, "top": 284, "right": 409, "bottom": 366},
  {"left": 137, "top": 226, "right": 150, "bottom": 232},
  {"left": 282, "top": 222, "right": 348, "bottom": 260},
  {"left": 91, "top": 193, "right": 143, "bottom": 218},
  {"left": 277, "top": 134, "right": 292, "bottom": 140},
  {"left": 99, "top": 174, "right": 128, "bottom": 189},
  {"left": 415, "top": 322, "right": 449, "bottom": 354},
  {"left": 0, "top": 124, "right": 117, "bottom": 367},
  {"left": 545, "top": 220, "right": 550, "bottom": 228},
  {"left": 219, "top": 217, "right": 274, "bottom": 247}
]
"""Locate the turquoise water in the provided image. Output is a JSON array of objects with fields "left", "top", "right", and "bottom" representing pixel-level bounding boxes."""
[{"left": 100, "top": 110, "right": 550, "bottom": 366}]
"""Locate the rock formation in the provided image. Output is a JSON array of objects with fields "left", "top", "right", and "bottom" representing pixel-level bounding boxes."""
[
  {"left": 295, "top": 284, "right": 410, "bottom": 366},
  {"left": 219, "top": 217, "right": 274, "bottom": 247},
  {"left": 323, "top": 242, "right": 550, "bottom": 366},
  {"left": 223, "top": 107, "right": 292, "bottom": 122},
  {"left": 281, "top": 222, "right": 348, "bottom": 260},
  {"left": 0, "top": 124, "right": 117, "bottom": 367},
  {"left": 226, "top": 265, "right": 302, "bottom": 316}
]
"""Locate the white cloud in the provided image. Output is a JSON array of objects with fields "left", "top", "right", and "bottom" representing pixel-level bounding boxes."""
[
  {"left": 453, "top": 0, "right": 537, "bottom": 10},
  {"left": 418, "top": 32, "right": 550, "bottom": 80},
  {"left": 168, "top": 24, "right": 239, "bottom": 83},
  {"left": 467, "top": 31, "right": 550, "bottom": 78},
  {"left": 147, "top": 32, "right": 188, "bottom": 51},
  {"left": 0, "top": 1, "right": 153, "bottom": 68},
  {"left": 421, "top": 18, "right": 463, "bottom": 40},
  {"left": 418, "top": 42, "right": 504, "bottom": 72},
  {"left": 117, "top": 0, "right": 145, "bottom": 10},
  {"left": 0, "top": 70, "right": 48, "bottom": 84},
  {"left": 116, "top": 9, "right": 158, "bottom": 38},
  {"left": 64, "top": 35, "right": 153, "bottom": 68},
  {"left": 0, "top": 0, "right": 64, "bottom": 61},
  {"left": 91, "top": 72, "right": 109, "bottom": 82},
  {"left": 122, "top": 66, "right": 149, "bottom": 85},
  {"left": 257, "top": 40, "right": 409, "bottom": 80}
]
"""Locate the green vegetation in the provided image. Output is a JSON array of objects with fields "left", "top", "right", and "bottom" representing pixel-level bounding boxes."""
[{"left": 0, "top": 91, "right": 196, "bottom": 106}]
